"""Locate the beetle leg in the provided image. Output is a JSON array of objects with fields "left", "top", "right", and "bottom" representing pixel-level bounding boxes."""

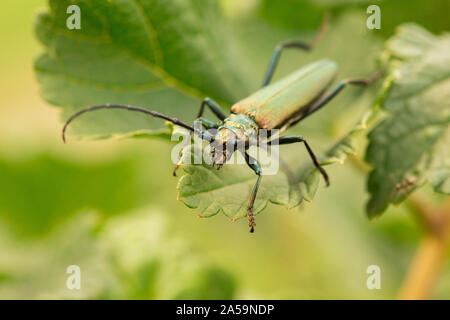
[
  {"left": 282, "top": 69, "right": 385, "bottom": 130},
  {"left": 173, "top": 96, "right": 225, "bottom": 175},
  {"left": 270, "top": 136, "right": 329, "bottom": 186},
  {"left": 173, "top": 117, "right": 218, "bottom": 176},
  {"left": 242, "top": 151, "right": 262, "bottom": 233},
  {"left": 197, "top": 117, "right": 218, "bottom": 129},
  {"left": 307, "top": 70, "right": 385, "bottom": 117},
  {"left": 261, "top": 13, "right": 330, "bottom": 87},
  {"left": 197, "top": 97, "right": 227, "bottom": 120}
]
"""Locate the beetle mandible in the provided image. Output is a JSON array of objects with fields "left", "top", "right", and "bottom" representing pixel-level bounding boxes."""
[{"left": 62, "top": 15, "right": 383, "bottom": 233}]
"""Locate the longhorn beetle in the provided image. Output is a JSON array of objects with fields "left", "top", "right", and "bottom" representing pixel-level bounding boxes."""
[{"left": 62, "top": 15, "right": 383, "bottom": 233}]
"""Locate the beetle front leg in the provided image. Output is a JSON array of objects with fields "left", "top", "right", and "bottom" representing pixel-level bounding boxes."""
[
  {"left": 270, "top": 136, "right": 329, "bottom": 186},
  {"left": 197, "top": 97, "right": 227, "bottom": 120},
  {"left": 243, "top": 151, "right": 262, "bottom": 233},
  {"left": 173, "top": 97, "right": 225, "bottom": 176},
  {"left": 173, "top": 119, "right": 216, "bottom": 176}
]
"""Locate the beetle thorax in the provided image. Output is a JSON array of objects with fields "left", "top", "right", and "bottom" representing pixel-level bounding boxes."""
[
  {"left": 210, "top": 114, "right": 259, "bottom": 166},
  {"left": 219, "top": 113, "right": 259, "bottom": 140}
]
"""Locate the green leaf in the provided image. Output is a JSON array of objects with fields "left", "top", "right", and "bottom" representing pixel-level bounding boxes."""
[
  {"left": 176, "top": 114, "right": 370, "bottom": 220},
  {"left": 35, "top": 0, "right": 250, "bottom": 139},
  {"left": 366, "top": 23, "right": 450, "bottom": 217}
]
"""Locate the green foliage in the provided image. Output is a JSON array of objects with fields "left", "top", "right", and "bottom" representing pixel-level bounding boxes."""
[
  {"left": 0, "top": 210, "right": 236, "bottom": 299},
  {"left": 35, "top": 0, "right": 250, "bottom": 138},
  {"left": 3, "top": 0, "right": 446, "bottom": 300},
  {"left": 259, "top": 0, "right": 450, "bottom": 38},
  {"left": 366, "top": 24, "right": 450, "bottom": 216},
  {"left": 0, "top": 153, "right": 139, "bottom": 236},
  {"left": 34, "top": 1, "right": 448, "bottom": 221},
  {"left": 259, "top": 0, "right": 373, "bottom": 31},
  {"left": 100, "top": 210, "right": 236, "bottom": 299}
]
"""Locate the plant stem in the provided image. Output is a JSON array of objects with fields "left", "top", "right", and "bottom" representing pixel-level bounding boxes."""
[
  {"left": 397, "top": 234, "right": 447, "bottom": 299},
  {"left": 397, "top": 196, "right": 450, "bottom": 300},
  {"left": 347, "top": 154, "right": 450, "bottom": 299}
]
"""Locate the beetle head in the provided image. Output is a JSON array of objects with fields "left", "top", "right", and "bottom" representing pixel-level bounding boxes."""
[{"left": 210, "top": 128, "right": 237, "bottom": 169}]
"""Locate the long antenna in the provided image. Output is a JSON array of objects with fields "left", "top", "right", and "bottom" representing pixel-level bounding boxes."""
[{"left": 62, "top": 104, "right": 195, "bottom": 143}]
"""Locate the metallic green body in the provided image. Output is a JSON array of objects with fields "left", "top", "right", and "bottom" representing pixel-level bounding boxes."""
[
  {"left": 217, "top": 113, "right": 259, "bottom": 141},
  {"left": 231, "top": 59, "right": 337, "bottom": 130}
]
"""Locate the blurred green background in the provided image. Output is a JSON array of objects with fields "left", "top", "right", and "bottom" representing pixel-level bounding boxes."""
[{"left": 0, "top": 0, "right": 448, "bottom": 299}]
